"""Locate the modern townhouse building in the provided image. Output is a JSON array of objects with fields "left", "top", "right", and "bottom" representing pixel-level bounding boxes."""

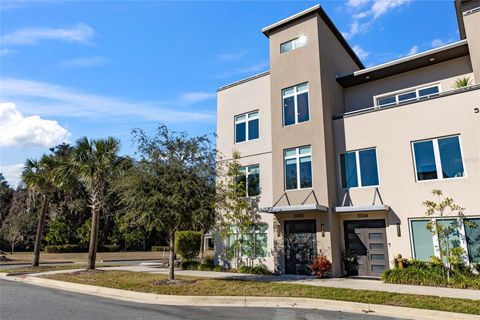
[{"left": 215, "top": 0, "right": 480, "bottom": 277}]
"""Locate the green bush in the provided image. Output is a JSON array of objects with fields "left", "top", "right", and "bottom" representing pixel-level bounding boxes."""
[
  {"left": 382, "top": 259, "right": 480, "bottom": 289},
  {"left": 99, "top": 244, "right": 120, "bottom": 252},
  {"left": 179, "top": 259, "right": 200, "bottom": 270},
  {"left": 45, "top": 244, "right": 83, "bottom": 253},
  {"left": 213, "top": 265, "right": 226, "bottom": 272},
  {"left": 151, "top": 246, "right": 169, "bottom": 252},
  {"left": 238, "top": 264, "right": 273, "bottom": 275},
  {"left": 175, "top": 231, "right": 201, "bottom": 260},
  {"left": 197, "top": 263, "right": 214, "bottom": 271}
]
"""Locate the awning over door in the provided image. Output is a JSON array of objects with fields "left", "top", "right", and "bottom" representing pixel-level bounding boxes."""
[
  {"left": 260, "top": 191, "right": 328, "bottom": 214},
  {"left": 334, "top": 204, "right": 389, "bottom": 213},
  {"left": 261, "top": 203, "right": 328, "bottom": 214}
]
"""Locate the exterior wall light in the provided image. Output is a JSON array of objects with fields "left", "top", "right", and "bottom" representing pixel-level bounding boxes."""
[
  {"left": 396, "top": 223, "right": 401, "bottom": 237},
  {"left": 321, "top": 223, "right": 325, "bottom": 237}
]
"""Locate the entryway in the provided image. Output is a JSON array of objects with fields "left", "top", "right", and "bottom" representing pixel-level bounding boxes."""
[
  {"left": 344, "top": 219, "right": 389, "bottom": 277},
  {"left": 284, "top": 219, "right": 317, "bottom": 275}
]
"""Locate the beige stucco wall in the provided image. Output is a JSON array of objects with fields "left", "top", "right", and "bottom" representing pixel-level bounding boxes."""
[
  {"left": 463, "top": 3, "right": 480, "bottom": 83},
  {"left": 333, "top": 88, "right": 480, "bottom": 261},
  {"left": 344, "top": 56, "right": 474, "bottom": 112}
]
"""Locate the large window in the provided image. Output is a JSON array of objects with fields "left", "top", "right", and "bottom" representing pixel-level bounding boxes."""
[
  {"left": 238, "top": 165, "right": 260, "bottom": 196},
  {"left": 376, "top": 84, "right": 440, "bottom": 107},
  {"left": 280, "top": 35, "right": 307, "bottom": 53},
  {"left": 283, "top": 83, "right": 309, "bottom": 126},
  {"left": 235, "top": 111, "right": 259, "bottom": 143},
  {"left": 340, "top": 148, "right": 379, "bottom": 189},
  {"left": 284, "top": 146, "right": 312, "bottom": 190},
  {"left": 226, "top": 224, "right": 268, "bottom": 258},
  {"left": 410, "top": 218, "right": 480, "bottom": 264},
  {"left": 412, "top": 135, "right": 464, "bottom": 182}
]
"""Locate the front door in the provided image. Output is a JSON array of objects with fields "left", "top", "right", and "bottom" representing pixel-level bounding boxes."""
[
  {"left": 284, "top": 220, "right": 317, "bottom": 274},
  {"left": 344, "top": 219, "right": 389, "bottom": 277}
]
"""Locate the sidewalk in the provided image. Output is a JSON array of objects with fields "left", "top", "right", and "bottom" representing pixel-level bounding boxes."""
[{"left": 20, "top": 265, "right": 480, "bottom": 300}]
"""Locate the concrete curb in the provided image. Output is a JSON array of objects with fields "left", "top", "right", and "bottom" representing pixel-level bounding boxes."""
[{"left": 2, "top": 275, "right": 479, "bottom": 320}]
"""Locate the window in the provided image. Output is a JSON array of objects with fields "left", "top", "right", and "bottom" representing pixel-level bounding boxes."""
[
  {"left": 284, "top": 146, "right": 312, "bottom": 190},
  {"left": 412, "top": 135, "right": 464, "bottom": 181},
  {"left": 226, "top": 224, "right": 268, "bottom": 258},
  {"left": 280, "top": 35, "right": 307, "bottom": 53},
  {"left": 283, "top": 83, "right": 309, "bottom": 126},
  {"left": 340, "top": 148, "right": 379, "bottom": 188},
  {"left": 376, "top": 84, "right": 440, "bottom": 107},
  {"left": 410, "top": 218, "right": 480, "bottom": 264},
  {"left": 466, "top": 218, "right": 480, "bottom": 263},
  {"left": 238, "top": 165, "right": 260, "bottom": 196},
  {"left": 235, "top": 111, "right": 259, "bottom": 143}
]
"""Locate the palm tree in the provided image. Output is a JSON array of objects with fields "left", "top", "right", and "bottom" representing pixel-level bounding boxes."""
[
  {"left": 69, "top": 137, "right": 120, "bottom": 270},
  {"left": 22, "top": 155, "right": 58, "bottom": 267}
]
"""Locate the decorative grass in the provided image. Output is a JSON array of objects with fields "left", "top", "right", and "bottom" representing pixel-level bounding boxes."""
[{"left": 46, "top": 271, "right": 480, "bottom": 315}]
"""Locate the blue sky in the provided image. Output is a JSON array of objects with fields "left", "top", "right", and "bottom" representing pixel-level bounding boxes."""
[{"left": 0, "top": 0, "right": 459, "bottom": 186}]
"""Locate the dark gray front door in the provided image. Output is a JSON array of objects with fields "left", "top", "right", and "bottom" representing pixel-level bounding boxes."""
[
  {"left": 284, "top": 220, "right": 317, "bottom": 275},
  {"left": 344, "top": 219, "right": 388, "bottom": 277}
]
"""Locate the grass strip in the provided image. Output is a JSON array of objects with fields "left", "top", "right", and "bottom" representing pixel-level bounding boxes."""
[{"left": 45, "top": 271, "right": 480, "bottom": 315}]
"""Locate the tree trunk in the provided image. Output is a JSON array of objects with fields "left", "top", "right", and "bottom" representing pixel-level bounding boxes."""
[
  {"left": 32, "top": 195, "right": 49, "bottom": 267},
  {"left": 199, "top": 228, "right": 205, "bottom": 260},
  {"left": 168, "top": 230, "right": 175, "bottom": 281},
  {"left": 87, "top": 202, "right": 100, "bottom": 270}
]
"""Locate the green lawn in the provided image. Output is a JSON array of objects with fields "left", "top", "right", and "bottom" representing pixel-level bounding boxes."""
[{"left": 46, "top": 271, "right": 480, "bottom": 315}]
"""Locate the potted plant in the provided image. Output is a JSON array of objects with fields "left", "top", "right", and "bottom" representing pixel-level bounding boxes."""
[
  {"left": 309, "top": 255, "right": 332, "bottom": 278},
  {"left": 342, "top": 248, "right": 359, "bottom": 276}
]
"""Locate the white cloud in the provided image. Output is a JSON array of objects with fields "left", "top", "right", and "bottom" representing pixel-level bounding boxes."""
[
  {"left": 431, "top": 38, "right": 447, "bottom": 47},
  {"left": 352, "top": 45, "right": 370, "bottom": 60},
  {"left": 0, "top": 102, "right": 70, "bottom": 147},
  {"left": 0, "top": 163, "right": 24, "bottom": 188},
  {"left": 0, "top": 77, "right": 215, "bottom": 122},
  {"left": 371, "top": 0, "right": 411, "bottom": 19},
  {"left": 347, "top": 0, "right": 370, "bottom": 8},
  {"left": 0, "top": 48, "right": 15, "bottom": 56},
  {"left": 1, "top": 23, "right": 94, "bottom": 45},
  {"left": 343, "top": 0, "right": 411, "bottom": 39},
  {"left": 407, "top": 45, "right": 419, "bottom": 55},
  {"left": 59, "top": 56, "right": 110, "bottom": 68},
  {"left": 180, "top": 92, "right": 216, "bottom": 104},
  {"left": 216, "top": 51, "right": 248, "bottom": 61}
]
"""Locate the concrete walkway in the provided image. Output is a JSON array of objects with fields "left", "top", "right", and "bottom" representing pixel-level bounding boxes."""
[{"left": 16, "top": 265, "right": 480, "bottom": 300}]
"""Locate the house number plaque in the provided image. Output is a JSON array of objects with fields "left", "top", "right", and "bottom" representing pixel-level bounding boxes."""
[{"left": 357, "top": 213, "right": 368, "bottom": 218}]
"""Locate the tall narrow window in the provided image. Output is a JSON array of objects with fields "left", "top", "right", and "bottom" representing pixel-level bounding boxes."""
[
  {"left": 465, "top": 218, "right": 480, "bottom": 263},
  {"left": 340, "top": 148, "right": 379, "bottom": 188},
  {"left": 410, "top": 220, "right": 435, "bottom": 261},
  {"left": 235, "top": 111, "right": 259, "bottom": 143},
  {"left": 284, "top": 146, "right": 312, "bottom": 190},
  {"left": 239, "top": 165, "right": 260, "bottom": 196},
  {"left": 283, "top": 83, "right": 309, "bottom": 126},
  {"left": 412, "top": 135, "right": 464, "bottom": 181}
]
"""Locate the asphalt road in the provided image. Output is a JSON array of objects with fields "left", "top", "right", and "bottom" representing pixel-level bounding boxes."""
[{"left": 0, "top": 280, "right": 405, "bottom": 320}]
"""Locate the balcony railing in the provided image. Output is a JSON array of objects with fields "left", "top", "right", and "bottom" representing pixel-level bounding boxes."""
[{"left": 333, "top": 84, "right": 480, "bottom": 120}]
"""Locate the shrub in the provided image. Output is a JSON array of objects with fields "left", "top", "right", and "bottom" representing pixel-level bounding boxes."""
[
  {"left": 151, "top": 246, "right": 169, "bottom": 252},
  {"left": 213, "top": 265, "right": 226, "bottom": 272},
  {"left": 197, "top": 263, "right": 214, "bottom": 271},
  {"left": 237, "top": 264, "right": 273, "bottom": 275},
  {"left": 201, "top": 251, "right": 215, "bottom": 266},
  {"left": 179, "top": 259, "right": 200, "bottom": 270},
  {"left": 45, "top": 244, "right": 83, "bottom": 253},
  {"left": 382, "top": 259, "right": 480, "bottom": 289},
  {"left": 99, "top": 244, "right": 120, "bottom": 252},
  {"left": 175, "top": 231, "right": 201, "bottom": 260},
  {"left": 310, "top": 255, "right": 332, "bottom": 278}
]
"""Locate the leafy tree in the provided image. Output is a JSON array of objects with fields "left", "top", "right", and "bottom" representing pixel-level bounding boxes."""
[
  {"left": 117, "top": 125, "right": 216, "bottom": 281},
  {"left": 217, "top": 150, "right": 261, "bottom": 268},
  {"left": 0, "top": 173, "right": 14, "bottom": 227},
  {"left": 45, "top": 215, "right": 68, "bottom": 245},
  {"left": 423, "top": 189, "right": 477, "bottom": 278},
  {"left": 76, "top": 218, "right": 92, "bottom": 248},
  {"left": 68, "top": 137, "right": 121, "bottom": 270},
  {"left": 22, "top": 155, "right": 59, "bottom": 267},
  {"left": 0, "top": 213, "right": 24, "bottom": 253}
]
